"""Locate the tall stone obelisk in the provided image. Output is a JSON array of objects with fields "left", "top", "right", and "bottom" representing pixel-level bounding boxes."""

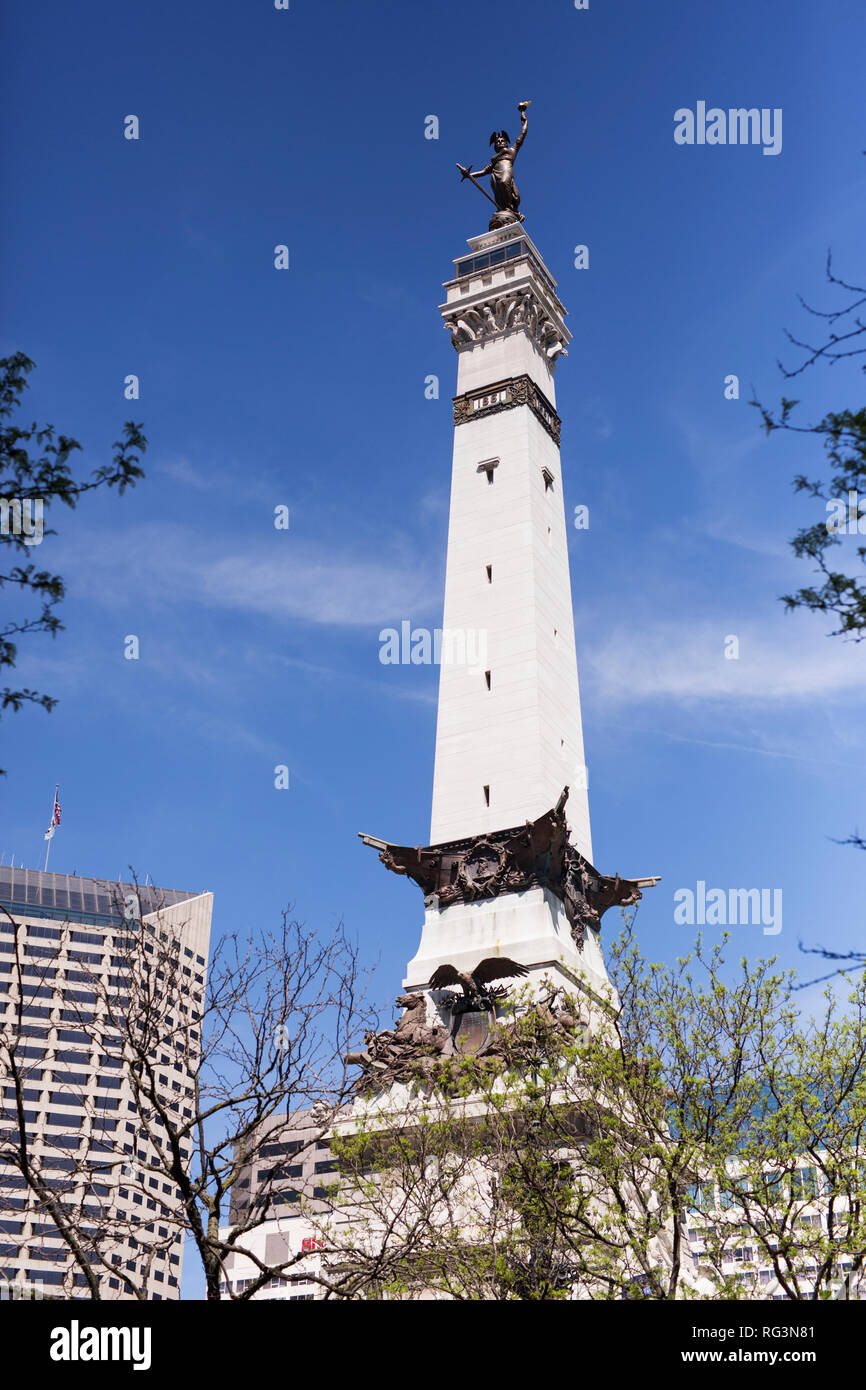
[
  {"left": 361, "top": 108, "right": 656, "bottom": 1035},
  {"left": 401, "top": 209, "right": 610, "bottom": 999},
  {"left": 429, "top": 225, "right": 591, "bottom": 862}
]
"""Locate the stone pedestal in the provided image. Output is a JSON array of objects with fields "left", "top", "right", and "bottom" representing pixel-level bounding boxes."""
[{"left": 404, "top": 887, "right": 612, "bottom": 1014}]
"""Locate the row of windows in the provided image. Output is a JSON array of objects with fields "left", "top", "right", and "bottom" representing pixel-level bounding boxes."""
[
  {"left": 7, "top": 1047, "right": 123, "bottom": 1072},
  {"left": 476, "top": 455, "right": 556, "bottom": 494},
  {"left": 0, "top": 922, "right": 205, "bottom": 970},
  {"left": 692, "top": 1254, "right": 855, "bottom": 1285},
  {"left": 452, "top": 238, "right": 556, "bottom": 294},
  {"left": 1, "top": 984, "right": 125, "bottom": 1008},
  {"left": 259, "top": 1140, "right": 304, "bottom": 1159},
  {"left": 688, "top": 1166, "right": 830, "bottom": 1211}
]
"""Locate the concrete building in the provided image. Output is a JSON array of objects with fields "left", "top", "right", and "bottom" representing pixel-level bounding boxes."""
[
  {"left": 0, "top": 866, "right": 212, "bottom": 1298},
  {"left": 219, "top": 1110, "right": 338, "bottom": 1301},
  {"left": 684, "top": 1164, "right": 866, "bottom": 1301}
]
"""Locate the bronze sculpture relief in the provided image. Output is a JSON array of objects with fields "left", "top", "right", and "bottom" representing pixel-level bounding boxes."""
[{"left": 359, "top": 788, "right": 659, "bottom": 953}]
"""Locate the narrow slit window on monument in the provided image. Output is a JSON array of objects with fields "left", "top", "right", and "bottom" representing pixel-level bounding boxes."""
[
  {"left": 485, "top": 671, "right": 491, "bottom": 690},
  {"left": 542, "top": 467, "right": 555, "bottom": 492},
  {"left": 486, "top": 564, "right": 492, "bottom": 583},
  {"left": 483, "top": 785, "right": 490, "bottom": 806},
  {"left": 478, "top": 458, "right": 498, "bottom": 484}
]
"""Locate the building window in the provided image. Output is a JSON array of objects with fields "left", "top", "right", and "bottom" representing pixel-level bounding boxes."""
[
  {"left": 484, "top": 671, "right": 491, "bottom": 690},
  {"left": 795, "top": 1167, "right": 819, "bottom": 1199},
  {"left": 477, "top": 458, "right": 499, "bottom": 484},
  {"left": 483, "top": 785, "right": 490, "bottom": 806},
  {"left": 486, "top": 564, "right": 492, "bottom": 583},
  {"left": 542, "top": 467, "right": 554, "bottom": 492}
]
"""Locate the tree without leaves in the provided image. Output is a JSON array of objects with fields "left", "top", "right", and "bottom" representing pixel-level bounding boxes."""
[
  {"left": 0, "top": 889, "right": 376, "bottom": 1299},
  {"left": 0, "top": 352, "right": 146, "bottom": 772}
]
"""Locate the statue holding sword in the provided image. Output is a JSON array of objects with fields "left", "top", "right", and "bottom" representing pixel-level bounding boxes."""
[{"left": 457, "top": 101, "right": 531, "bottom": 229}]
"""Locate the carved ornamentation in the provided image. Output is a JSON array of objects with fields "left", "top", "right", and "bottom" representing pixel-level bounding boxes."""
[
  {"left": 452, "top": 373, "right": 562, "bottom": 446},
  {"left": 359, "top": 790, "right": 658, "bottom": 956},
  {"left": 443, "top": 288, "right": 568, "bottom": 364},
  {"left": 345, "top": 980, "right": 591, "bottom": 1097},
  {"left": 345, "top": 991, "right": 451, "bottom": 1094}
]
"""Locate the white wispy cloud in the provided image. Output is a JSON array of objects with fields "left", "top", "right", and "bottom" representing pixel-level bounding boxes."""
[
  {"left": 59, "top": 522, "right": 441, "bottom": 629},
  {"left": 582, "top": 617, "right": 866, "bottom": 705},
  {"left": 596, "top": 721, "right": 866, "bottom": 770},
  {"left": 157, "top": 457, "right": 212, "bottom": 491},
  {"left": 267, "top": 653, "right": 438, "bottom": 707}
]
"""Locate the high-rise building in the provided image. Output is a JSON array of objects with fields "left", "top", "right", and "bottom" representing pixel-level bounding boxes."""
[{"left": 0, "top": 866, "right": 212, "bottom": 1299}]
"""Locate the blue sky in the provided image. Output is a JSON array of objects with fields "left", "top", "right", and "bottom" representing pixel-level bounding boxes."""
[{"left": 3, "top": 0, "right": 865, "bottom": 1033}]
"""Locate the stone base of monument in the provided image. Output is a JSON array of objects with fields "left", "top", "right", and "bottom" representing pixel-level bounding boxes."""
[{"left": 404, "top": 886, "right": 614, "bottom": 1023}]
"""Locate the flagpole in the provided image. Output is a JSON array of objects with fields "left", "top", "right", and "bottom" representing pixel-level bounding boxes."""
[{"left": 43, "top": 783, "right": 58, "bottom": 871}]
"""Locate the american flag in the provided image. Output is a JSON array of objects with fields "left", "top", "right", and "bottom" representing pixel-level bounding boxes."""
[{"left": 44, "top": 789, "right": 61, "bottom": 841}]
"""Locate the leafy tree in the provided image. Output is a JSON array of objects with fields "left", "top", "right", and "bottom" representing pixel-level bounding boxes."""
[
  {"left": 752, "top": 256, "right": 866, "bottom": 639},
  {"left": 302, "top": 926, "right": 866, "bottom": 1301},
  {"left": 0, "top": 353, "right": 146, "bottom": 770},
  {"left": 753, "top": 257, "right": 866, "bottom": 981},
  {"left": 709, "top": 976, "right": 866, "bottom": 1299}
]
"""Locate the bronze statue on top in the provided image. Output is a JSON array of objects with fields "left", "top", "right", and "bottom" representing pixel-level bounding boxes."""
[{"left": 458, "top": 101, "right": 531, "bottom": 230}]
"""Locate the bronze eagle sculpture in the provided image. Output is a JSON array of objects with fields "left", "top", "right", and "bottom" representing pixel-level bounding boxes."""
[{"left": 429, "top": 957, "right": 529, "bottom": 1005}]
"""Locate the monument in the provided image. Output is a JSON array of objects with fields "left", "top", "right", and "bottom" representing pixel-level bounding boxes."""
[{"left": 354, "top": 106, "right": 658, "bottom": 1090}]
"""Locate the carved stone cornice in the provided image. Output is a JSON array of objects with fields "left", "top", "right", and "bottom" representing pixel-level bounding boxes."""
[
  {"left": 453, "top": 373, "right": 561, "bottom": 446},
  {"left": 442, "top": 285, "right": 568, "bottom": 363}
]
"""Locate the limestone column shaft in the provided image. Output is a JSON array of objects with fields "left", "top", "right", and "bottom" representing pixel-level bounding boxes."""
[{"left": 431, "top": 226, "right": 592, "bottom": 863}]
